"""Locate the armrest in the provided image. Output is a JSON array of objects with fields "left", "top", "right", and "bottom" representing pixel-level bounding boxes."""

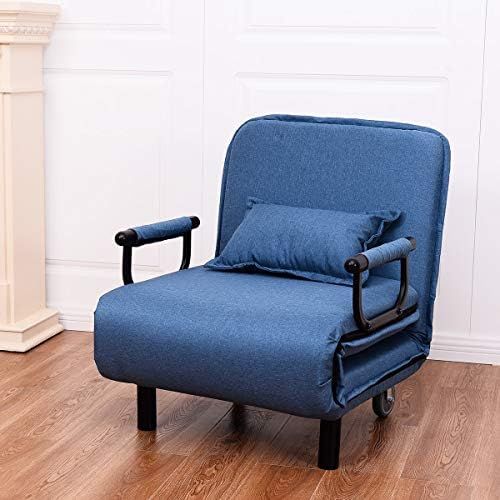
[
  {"left": 343, "top": 237, "right": 417, "bottom": 334},
  {"left": 115, "top": 215, "right": 200, "bottom": 285},
  {"left": 115, "top": 216, "right": 200, "bottom": 247}
]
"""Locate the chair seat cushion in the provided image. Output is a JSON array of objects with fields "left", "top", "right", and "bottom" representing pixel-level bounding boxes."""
[{"left": 94, "top": 266, "right": 421, "bottom": 419}]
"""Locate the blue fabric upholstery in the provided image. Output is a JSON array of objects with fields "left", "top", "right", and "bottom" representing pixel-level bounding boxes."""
[
  {"left": 217, "top": 115, "right": 450, "bottom": 344},
  {"left": 205, "top": 197, "right": 400, "bottom": 286},
  {"left": 330, "top": 347, "right": 426, "bottom": 420},
  {"left": 95, "top": 266, "right": 420, "bottom": 418},
  {"left": 362, "top": 237, "right": 414, "bottom": 270},
  {"left": 133, "top": 216, "right": 192, "bottom": 244},
  {"left": 94, "top": 115, "right": 450, "bottom": 420},
  {"left": 335, "top": 332, "right": 425, "bottom": 406}
]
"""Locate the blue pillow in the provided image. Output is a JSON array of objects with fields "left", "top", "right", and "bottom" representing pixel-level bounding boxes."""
[{"left": 205, "top": 198, "right": 401, "bottom": 286}]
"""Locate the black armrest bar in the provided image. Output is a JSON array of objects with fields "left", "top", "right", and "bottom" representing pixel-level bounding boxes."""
[
  {"left": 344, "top": 236, "right": 416, "bottom": 333},
  {"left": 115, "top": 215, "right": 200, "bottom": 285}
]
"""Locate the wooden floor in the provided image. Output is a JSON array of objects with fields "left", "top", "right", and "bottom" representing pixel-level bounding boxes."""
[{"left": 0, "top": 332, "right": 498, "bottom": 499}]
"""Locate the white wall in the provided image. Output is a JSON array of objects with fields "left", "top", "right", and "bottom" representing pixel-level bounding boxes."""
[
  {"left": 42, "top": 0, "right": 499, "bottom": 364},
  {"left": 43, "top": 0, "right": 204, "bottom": 328},
  {"left": 467, "top": 0, "right": 500, "bottom": 363}
]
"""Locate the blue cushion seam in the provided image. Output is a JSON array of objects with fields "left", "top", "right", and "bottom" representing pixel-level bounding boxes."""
[
  {"left": 205, "top": 261, "right": 355, "bottom": 286},
  {"left": 254, "top": 114, "right": 450, "bottom": 139}
]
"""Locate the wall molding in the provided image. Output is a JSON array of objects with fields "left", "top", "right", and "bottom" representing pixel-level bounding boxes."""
[
  {"left": 0, "top": 24, "right": 52, "bottom": 35},
  {"left": 46, "top": 258, "right": 162, "bottom": 272},
  {"left": 53, "top": 0, "right": 170, "bottom": 32},
  {"left": 430, "top": 333, "right": 500, "bottom": 365},
  {"left": 58, "top": 308, "right": 94, "bottom": 332},
  {"left": 0, "top": 2, "right": 59, "bottom": 44},
  {"left": 242, "top": 0, "right": 448, "bottom": 36}
]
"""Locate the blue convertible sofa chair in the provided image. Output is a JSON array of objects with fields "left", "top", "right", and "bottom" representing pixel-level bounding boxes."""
[{"left": 94, "top": 115, "right": 450, "bottom": 469}]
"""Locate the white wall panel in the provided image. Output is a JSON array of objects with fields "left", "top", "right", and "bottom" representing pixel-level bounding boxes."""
[
  {"left": 44, "top": 0, "right": 204, "bottom": 329},
  {"left": 45, "top": 70, "right": 170, "bottom": 267},
  {"left": 57, "top": 0, "right": 165, "bottom": 28},
  {"left": 467, "top": 0, "right": 500, "bottom": 364},
  {"left": 236, "top": 74, "right": 448, "bottom": 126},
  {"left": 244, "top": 0, "right": 446, "bottom": 32}
]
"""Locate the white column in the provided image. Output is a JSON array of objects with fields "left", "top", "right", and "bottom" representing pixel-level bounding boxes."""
[{"left": 0, "top": 2, "right": 62, "bottom": 351}]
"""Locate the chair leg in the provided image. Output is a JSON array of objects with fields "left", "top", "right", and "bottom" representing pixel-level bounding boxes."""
[
  {"left": 318, "top": 418, "right": 342, "bottom": 470},
  {"left": 137, "top": 386, "right": 156, "bottom": 431}
]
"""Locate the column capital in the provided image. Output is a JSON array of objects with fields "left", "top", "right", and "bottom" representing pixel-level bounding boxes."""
[{"left": 0, "top": 2, "right": 59, "bottom": 45}]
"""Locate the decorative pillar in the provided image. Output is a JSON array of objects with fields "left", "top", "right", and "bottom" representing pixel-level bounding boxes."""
[{"left": 0, "top": 2, "right": 62, "bottom": 351}]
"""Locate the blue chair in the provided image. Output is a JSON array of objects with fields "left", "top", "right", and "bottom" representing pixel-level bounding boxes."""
[{"left": 94, "top": 115, "right": 450, "bottom": 469}]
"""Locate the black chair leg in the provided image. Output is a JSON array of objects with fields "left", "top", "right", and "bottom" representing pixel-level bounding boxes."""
[
  {"left": 137, "top": 386, "right": 156, "bottom": 431},
  {"left": 230, "top": 403, "right": 246, "bottom": 429},
  {"left": 318, "top": 418, "right": 342, "bottom": 470}
]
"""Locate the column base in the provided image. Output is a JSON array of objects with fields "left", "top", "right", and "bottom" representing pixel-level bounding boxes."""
[{"left": 0, "top": 308, "right": 64, "bottom": 352}]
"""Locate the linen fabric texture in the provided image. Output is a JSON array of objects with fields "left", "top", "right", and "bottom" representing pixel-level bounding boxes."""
[
  {"left": 361, "top": 237, "right": 414, "bottom": 270},
  {"left": 205, "top": 197, "right": 400, "bottom": 286},
  {"left": 133, "top": 216, "right": 193, "bottom": 244},
  {"left": 95, "top": 266, "right": 421, "bottom": 418},
  {"left": 94, "top": 115, "right": 450, "bottom": 420}
]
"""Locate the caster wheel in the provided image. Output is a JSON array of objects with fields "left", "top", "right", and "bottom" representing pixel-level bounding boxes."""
[{"left": 372, "top": 386, "right": 395, "bottom": 418}]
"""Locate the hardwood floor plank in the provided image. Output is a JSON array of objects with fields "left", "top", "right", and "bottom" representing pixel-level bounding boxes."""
[
  {"left": 467, "top": 366, "right": 500, "bottom": 499},
  {"left": 6, "top": 395, "right": 138, "bottom": 499},
  {"left": 306, "top": 399, "right": 420, "bottom": 500},
  {"left": 259, "top": 408, "right": 364, "bottom": 469},
  {"left": 232, "top": 464, "right": 324, "bottom": 499},
  {"left": 439, "top": 361, "right": 496, "bottom": 392},
  {"left": 0, "top": 329, "right": 91, "bottom": 365},
  {"left": 0, "top": 353, "right": 24, "bottom": 380},
  {"left": 0, "top": 332, "right": 90, "bottom": 381},
  {"left": 340, "top": 402, "right": 418, "bottom": 478},
  {"left": 401, "top": 382, "right": 492, "bottom": 486},
  {"left": 0, "top": 368, "right": 117, "bottom": 479},
  {"left": 394, "top": 361, "right": 441, "bottom": 427},
  {"left": 0, "top": 385, "right": 52, "bottom": 434},
  {"left": 143, "top": 393, "right": 232, "bottom": 456},
  {"left": 34, "top": 330, "right": 92, "bottom": 352},
  {"left": 0, "top": 343, "right": 92, "bottom": 393},
  {"left": 0, "top": 436, "right": 56, "bottom": 472},
  {"left": 27, "top": 369, "right": 127, "bottom": 440},
  {"left": 74, "top": 452, "right": 185, "bottom": 499},
  {"left": 259, "top": 415, "right": 319, "bottom": 469},
  {"left": 392, "top": 479, "right": 474, "bottom": 500},
  {"left": 152, "top": 407, "right": 288, "bottom": 499},
  {"left": 312, "top": 472, "right": 397, "bottom": 500},
  {"left": 0, "top": 363, "right": 107, "bottom": 438}
]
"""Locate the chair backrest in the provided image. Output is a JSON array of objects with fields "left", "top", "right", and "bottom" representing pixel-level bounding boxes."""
[{"left": 216, "top": 115, "right": 450, "bottom": 341}]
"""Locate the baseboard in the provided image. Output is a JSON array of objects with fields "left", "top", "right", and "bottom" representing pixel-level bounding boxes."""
[
  {"left": 0, "top": 308, "right": 64, "bottom": 352},
  {"left": 58, "top": 308, "right": 94, "bottom": 332},
  {"left": 430, "top": 334, "right": 500, "bottom": 365}
]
